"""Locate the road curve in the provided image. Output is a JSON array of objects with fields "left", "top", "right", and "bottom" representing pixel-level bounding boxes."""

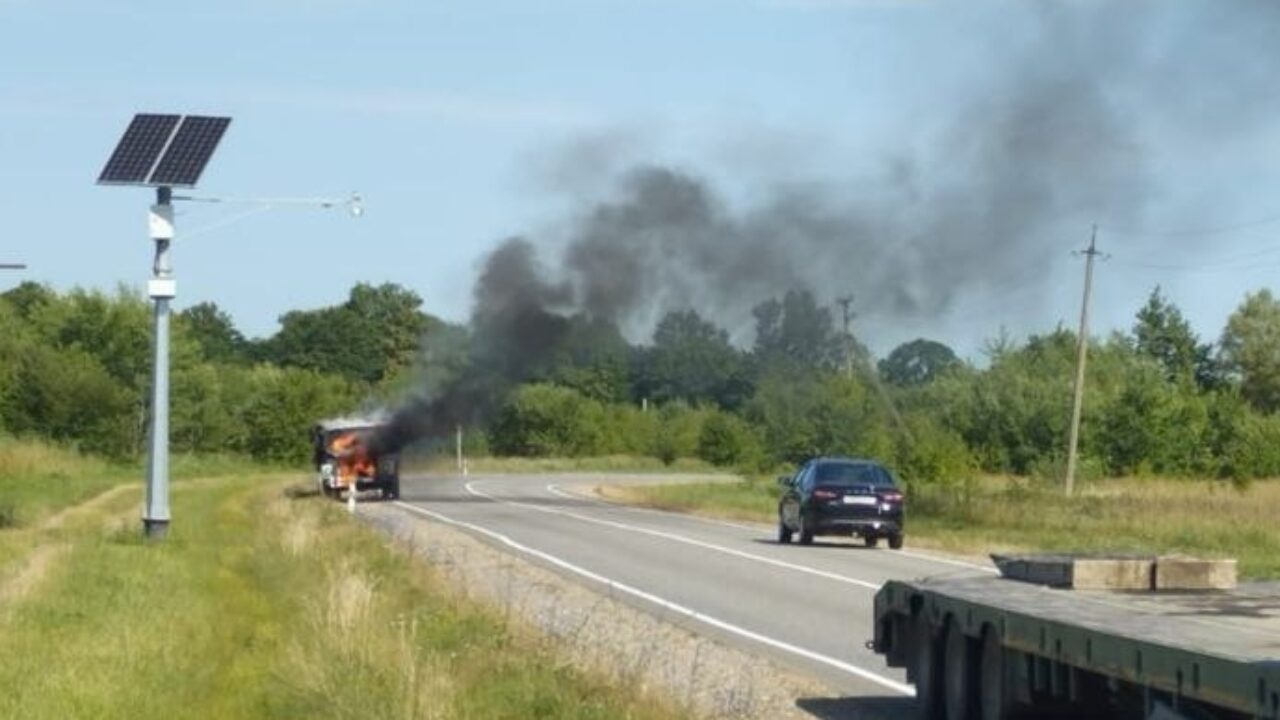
[{"left": 392, "top": 473, "right": 993, "bottom": 702}]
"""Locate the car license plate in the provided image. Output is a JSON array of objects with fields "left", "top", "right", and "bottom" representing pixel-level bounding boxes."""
[{"left": 843, "top": 496, "right": 877, "bottom": 506}]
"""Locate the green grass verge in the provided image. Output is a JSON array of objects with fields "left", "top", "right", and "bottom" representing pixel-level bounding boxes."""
[
  {"left": 0, "top": 438, "right": 276, "bottom": 530},
  {"left": 601, "top": 475, "right": 1280, "bottom": 579},
  {"left": 0, "top": 471, "right": 679, "bottom": 720}
]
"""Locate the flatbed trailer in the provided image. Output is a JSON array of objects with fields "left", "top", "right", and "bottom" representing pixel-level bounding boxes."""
[{"left": 872, "top": 573, "right": 1280, "bottom": 719}]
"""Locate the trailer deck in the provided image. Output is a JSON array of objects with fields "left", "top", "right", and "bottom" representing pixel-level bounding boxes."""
[
  {"left": 903, "top": 575, "right": 1280, "bottom": 663},
  {"left": 876, "top": 574, "right": 1280, "bottom": 717}
]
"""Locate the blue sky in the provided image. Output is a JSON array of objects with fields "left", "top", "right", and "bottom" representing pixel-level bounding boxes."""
[{"left": 2, "top": 0, "right": 1278, "bottom": 357}]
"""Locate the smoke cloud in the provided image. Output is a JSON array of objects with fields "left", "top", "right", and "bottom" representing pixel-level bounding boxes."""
[{"left": 371, "top": 0, "right": 1280, "bottom": 452}]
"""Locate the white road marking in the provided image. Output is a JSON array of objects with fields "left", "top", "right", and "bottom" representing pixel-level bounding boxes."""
[
  {"left": 547, "top": 481, "right": 997, "bottom": 575},
  {"left": 391, "top": 499, "right": 916, "bottom": 697},
  {"left": 467, "top": 480, "right": 883, "bottom": 591},
  {"left": 545, "top": 483, "right": 763, "bottom": 531}
]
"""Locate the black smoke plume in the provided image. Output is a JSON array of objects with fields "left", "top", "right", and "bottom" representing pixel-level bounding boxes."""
[{"left": 370, "top": 0, "right": 1280, "bottom": 454}]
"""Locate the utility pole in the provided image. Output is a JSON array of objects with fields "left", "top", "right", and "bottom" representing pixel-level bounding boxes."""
[
  {"left": 144, "top": 187, "right": 175, "bottom": 537},
  {"left": 1064, "top": 225, "right": 1101, "bottom": 497},
  {"left": 456, "top": 425, "right": 464, "bottom": 473},
  {"left": 836, "top": 295, "right": 856, "bottom": 379}
]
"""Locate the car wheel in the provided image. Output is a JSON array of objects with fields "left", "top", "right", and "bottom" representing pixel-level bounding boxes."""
[
  {"left": 798, "top": 513, "right": 814, "bottom": 545},
  {"left": 889, "top": 533, "right": 904, "bottom": 550},
  {"left": 864, "top": 535, "right": 879, "bottom": 548},
  {"left": 777, "top": 515, "right": 793, "bottom": 544}
]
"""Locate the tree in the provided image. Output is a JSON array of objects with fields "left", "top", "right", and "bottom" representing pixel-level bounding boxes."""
[
  {"left": 6, "top": 344, "right": 136, "bottom": 456},
  {"left": 346, "top": 282, "right": 434, "bottom": 380},
  {"left": 546, "top": 314, "right": 632, "bottom": 403},
  {"left": 1221, "top": 289, "right": 1280, "bottom": 412},
  {"left": 1132, "top": 286, "right": 1214, "bottom": 386},
  {"left": 878, "top": 338, "right": 962, "bottom": 387},
  {"left": 751, "top": 290, "right": 844, "bottom": 371},
  {"left": 488, "top": 384, "right": 607, "bottom": 457},
  {"left": 637, "top": 310, "right": 747, "bottom": 407},
  {"left": 0, "top": 281, "right": 56, "bottom": 319},
  {"left": 240, "top": 366, "right": 358, "bottom": 462},
  {"left": 262, "top": 283, "right": 436, "bottom": 385},
  {"left": 178, "top": 302, "right": 248, "bottom": 364},
  {"left": 697, "top": 410, "right": 763, "bottom": 468}
]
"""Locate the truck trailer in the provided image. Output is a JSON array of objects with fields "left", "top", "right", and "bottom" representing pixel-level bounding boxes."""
[{"left": 871, "top": 554, "right": 1280, "bottom": 719}]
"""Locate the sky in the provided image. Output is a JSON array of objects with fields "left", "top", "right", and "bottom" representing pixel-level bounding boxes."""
[{"left": 2, "top": 0, "right": 1279, "bottom": 359}]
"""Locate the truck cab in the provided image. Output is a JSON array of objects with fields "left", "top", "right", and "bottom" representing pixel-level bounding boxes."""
[{"left": 311, "top": 416, "right": 401, "bottom": 500}]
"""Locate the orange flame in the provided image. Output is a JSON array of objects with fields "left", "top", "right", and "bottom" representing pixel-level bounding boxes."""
[{"left": 328, "top": 432, "right": 376, "bottom": 484}]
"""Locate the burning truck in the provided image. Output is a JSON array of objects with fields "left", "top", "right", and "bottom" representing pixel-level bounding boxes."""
[{"left": 311, "top": 416, "right": 401, "bottom": 500}]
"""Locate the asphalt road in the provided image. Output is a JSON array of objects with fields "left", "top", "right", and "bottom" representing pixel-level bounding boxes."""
[{"left": 392, "top": 473, "right": 995, "bottom": 709}]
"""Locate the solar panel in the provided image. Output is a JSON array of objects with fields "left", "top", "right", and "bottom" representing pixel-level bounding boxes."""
[
  {"left": 97, "top": 114, "right": 181, "bottom": 185},
  {"left": 148, "top": 116, "right": 231, "bottom": 187}
]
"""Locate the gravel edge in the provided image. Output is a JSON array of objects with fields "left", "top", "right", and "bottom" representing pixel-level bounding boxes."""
[{"left": 359, "top": 501, "right": 845, "bottom": 720}]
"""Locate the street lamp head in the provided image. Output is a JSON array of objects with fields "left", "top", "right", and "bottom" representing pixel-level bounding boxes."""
[{"left": 347, "top": 192, "right": 364, "bottom": 218}]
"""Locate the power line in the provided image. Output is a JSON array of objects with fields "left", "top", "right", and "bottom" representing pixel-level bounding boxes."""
[
  {"left": 1112, "top": 244, "right": 1280, "bottom": 273},
  {"left": 1099, "top": 211, "right": 1280, "bottom": 239}
]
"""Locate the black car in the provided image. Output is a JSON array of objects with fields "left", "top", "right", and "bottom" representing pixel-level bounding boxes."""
[{"left": 777, "top": 457, "right": 904, "bottom": 549}]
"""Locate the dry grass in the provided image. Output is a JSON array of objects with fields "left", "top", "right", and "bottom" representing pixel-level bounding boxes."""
[
  {"left": 0, "top": 544, "right": 66, "bottom": 611},
  {"left": 0, "top": 468, "right": 682, "bottom": 720}
]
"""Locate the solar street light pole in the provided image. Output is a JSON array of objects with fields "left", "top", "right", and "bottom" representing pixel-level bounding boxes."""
[{"left": 143, "top": 186, "right": 176, "bottom": 539}]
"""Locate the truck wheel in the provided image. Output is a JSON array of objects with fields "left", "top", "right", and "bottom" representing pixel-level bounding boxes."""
[
  {"left": 798, "top": 514, "right": 814, "bottom": 545},
  {"left": 979, "top": 627, "right": 1014, "bottom": 720},
  {"left": 944, "top": 620, "right": 976, "bottom": 720},
  {"left": 889, "top": 533, "right": 904, "bottom": 550},
  {"left": 382, "top": 478, "right": 400, "bottom": 501},
  {"left": 777, "top": 516, "right": 793, "bottom": 544},
  {"left": 864, "top": 535, "right": 879, "bottom": 548},
  {"left": 911, "top": 614, "right": 942, "bottom": 720}
]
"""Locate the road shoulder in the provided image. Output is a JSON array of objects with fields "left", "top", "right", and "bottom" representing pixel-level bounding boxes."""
[{"left": 362, "top": 500, "right": 888, "bottom": 720}]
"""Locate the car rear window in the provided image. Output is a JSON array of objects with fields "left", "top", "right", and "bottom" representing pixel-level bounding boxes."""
[{"left": 814, "top": 462, "right": 894, "bottom": 487}]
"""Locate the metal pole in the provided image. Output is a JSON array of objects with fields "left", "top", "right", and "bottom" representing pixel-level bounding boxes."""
[
  {"left": 837, "top": 295, "right": 855, "bottom": 379},
  {"left": 1064, "top": 225, "right": 1099, "bottom": 497},
  {"left": 455, "top": 425, "right": 463, "bottom": 473},
  {"left": 144, "top": 187, "right": 175, "bottom": 539}
]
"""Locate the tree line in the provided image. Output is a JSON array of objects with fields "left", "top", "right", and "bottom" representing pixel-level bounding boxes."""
[{"left": 5, "top": 278, "right": 1280, "bottom": 488}]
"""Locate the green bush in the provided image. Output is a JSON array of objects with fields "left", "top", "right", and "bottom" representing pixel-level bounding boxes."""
[
  {"left": 1222, "top": 412, "right": 1280, "bottom": 481},
  {"left": 240, "top": 366, "right": 359, "bottom": 463},
  {"left": 488, "top": 384, "right": 608, "bottom": 457},
  {"left": 697, "top": 410, "right": 763, "bottom": 469},
  {"left": 6, "top": 344, "right": 137, "bottom": 457},
  {"left": 892, "top": 416, "right": 974, "bottom": 492}
]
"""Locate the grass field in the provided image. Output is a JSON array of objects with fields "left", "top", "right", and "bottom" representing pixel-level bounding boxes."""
[
  {"left": 600, "top": 475, "right": 1280, "bottom": 579},
  {"left": 0, "top": 445, "right": 679, "bottom": 720},
  {"left": 0, "top": 438, "right": 256, "bottom": 530}
]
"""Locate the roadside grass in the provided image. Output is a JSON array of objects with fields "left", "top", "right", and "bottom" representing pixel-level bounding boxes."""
[
  {"left": 600, "top": 475, "right": 1280, "bottom": 579},
  {"left": 410, "top": 453, "right": 729, "bottom": 476},
  {"left": 0, "top": 470, "right": 680, "bottom": 720},
  {"left": 0, "top": 438, "right": 131, "bottom": 530},
  {"left": 0, "top": 437, "right": 269, "bottom": 530}
]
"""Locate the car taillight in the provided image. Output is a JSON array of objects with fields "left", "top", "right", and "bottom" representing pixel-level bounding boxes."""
[
  {"left": 812, "top": 489, "right": 839, "bottom": 500},
  {"left": 879, "top": 491, "right": 903, "bottom": 503}
]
